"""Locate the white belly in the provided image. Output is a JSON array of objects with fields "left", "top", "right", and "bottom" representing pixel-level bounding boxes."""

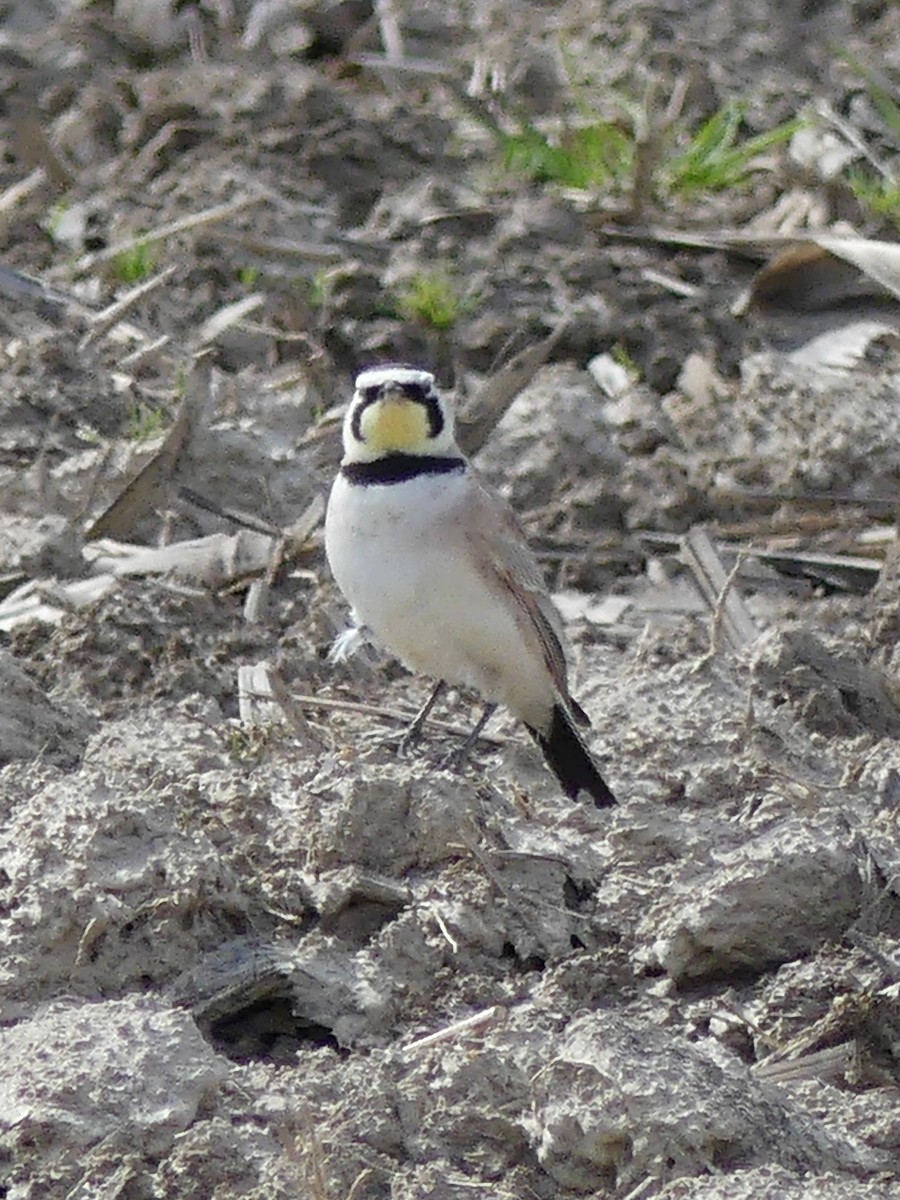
[{"left": 325, "top": 471, "right": 550, "bottom": 715}]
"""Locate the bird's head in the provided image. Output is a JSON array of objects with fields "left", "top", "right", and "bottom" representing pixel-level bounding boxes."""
[{"left": 342, "top": 365, "right": 457, "bottom": 462}]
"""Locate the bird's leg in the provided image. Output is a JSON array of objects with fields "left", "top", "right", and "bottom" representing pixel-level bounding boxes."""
[
  {"left": 441, "top": 701, "right": 498, "bottom": 771},
  {"left": 398, "top": 680, "right": 447, "bottom": 757}
]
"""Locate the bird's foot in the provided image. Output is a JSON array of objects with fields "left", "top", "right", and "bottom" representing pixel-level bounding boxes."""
[
  {"left": 396, "top": 680, "right": 447, "bottom": 759},
  {"left": 436, "top": 702, "right": 498, "bottom": 773},
  {"left": 397, "top": 724, "right": 426, "bottom": 759}
]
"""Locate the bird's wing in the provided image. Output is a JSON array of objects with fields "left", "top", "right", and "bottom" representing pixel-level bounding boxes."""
[{"left": 465, "top": 470, "right": 580, "bottom": 711}]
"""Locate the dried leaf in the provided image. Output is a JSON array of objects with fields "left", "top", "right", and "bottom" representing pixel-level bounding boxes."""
[
  {"left": 85, "top": 355, "right": 214, "bottom": 539},
  {"left": 737, "top": 235, "right": 900, "bottom": 316},
  {"left": 84, "top": 529, "right": 274, "bottom": 586},
  {"left": 456, "top": 320, "right": 569, "bottom": 456}
]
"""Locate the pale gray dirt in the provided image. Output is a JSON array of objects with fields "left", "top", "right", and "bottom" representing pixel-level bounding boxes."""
[{"left": 1, "top": 1, "right": 900, "bottom": 1199}]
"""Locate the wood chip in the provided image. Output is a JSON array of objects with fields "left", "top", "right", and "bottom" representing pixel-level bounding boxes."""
[{"left": 680, "top": 528, "right": 758, "bottom": 652}]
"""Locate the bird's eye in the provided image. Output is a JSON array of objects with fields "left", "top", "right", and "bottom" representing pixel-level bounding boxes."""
[
  {"left": 401, "top": 384, "right": 426, "bottom": 401},
  {"left": 362, "top": 386, "right": 381, "bottom": 403}
]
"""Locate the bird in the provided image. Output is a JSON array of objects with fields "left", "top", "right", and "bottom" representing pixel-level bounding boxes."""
[{"left": 324, "top": 364, "right": 618, "bottom": 807}]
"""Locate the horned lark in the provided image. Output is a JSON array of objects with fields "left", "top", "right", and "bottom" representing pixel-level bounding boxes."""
[{"left": 324, "top": 364, "right": 617, "bottom": 807}]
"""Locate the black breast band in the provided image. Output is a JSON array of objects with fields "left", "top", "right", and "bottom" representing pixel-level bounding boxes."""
[{"left": 341, "top": 453, "right": 466, "bottom": 485}]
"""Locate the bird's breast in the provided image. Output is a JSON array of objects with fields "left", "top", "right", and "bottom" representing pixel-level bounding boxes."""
[
  {"left": 325, "top": 472, "right": 503, "bottom": 678},
  {"left": 326, "top": 472, "right": 468, "bottom": 609}
]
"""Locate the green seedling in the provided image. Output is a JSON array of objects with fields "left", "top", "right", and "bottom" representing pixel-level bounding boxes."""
[
  {"left": 395, "top": 269, "right": 476, "bottom": 331},
  {"left": 309, "top": 267, "right": 336, "bottom": 309},
  {"left": 115, "top": 240, "right": 157, "bottom": 284},
  {"left": 846, "top": 169, "right": 900, "bottom": 229},
  {"left": 662, "top": 102, "right": 803, "bottom": 196},
  {"left": 501, "top": 119, "right": 634, "bottom": 190},
  {"left": 228, "top": 724, "right": 275, "bottom": 762},
  {"left": 833, "top": 53, "right": 900, "bottom": 228},
  {"left": 611, "top": 342, "right": 641, "bottom": 380},
  {"left": 127, "top": 400, "right": 167, "bottom": 442},
  {"left": 500, "top": 99, "right": 801, "bottom": 202},
  {"left": 45, "top": 200, "right": 71, "bottom": 242},
  {"left": 838, "top": 51, "right": 900, "bottom": 140}
]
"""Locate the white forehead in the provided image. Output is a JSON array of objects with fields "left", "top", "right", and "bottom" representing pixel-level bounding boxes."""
[{"left": 354, "top": 366, "right": 435, "bottom": 391}]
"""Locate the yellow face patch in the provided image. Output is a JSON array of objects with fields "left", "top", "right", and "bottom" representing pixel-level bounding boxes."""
[{"left": 360, "top": 398, "right": 430, "bottom": 453}]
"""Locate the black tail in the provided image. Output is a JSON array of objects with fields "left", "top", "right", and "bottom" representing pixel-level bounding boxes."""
[{"left": 528, "top": 704, "right": 618, "bottom": 808}]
